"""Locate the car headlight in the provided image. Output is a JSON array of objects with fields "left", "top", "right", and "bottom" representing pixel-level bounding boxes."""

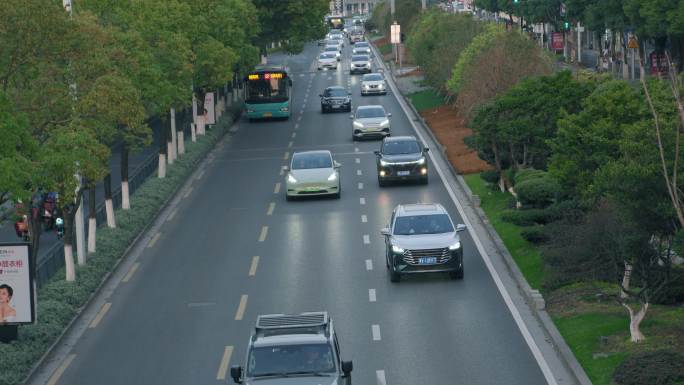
[
  {"left": 379, "top": 159, "right": 389, "bottom": 166},
  {"left": 378, "top": 83, "right": 385, "bottom": 89},
  {"left": 417, "top": 157, "right": 425, "bottom": 165},
  {"left": 353, "top": 121, "right": 364, "bottom": 128},
  {"left": 327, "top": 173, "right": 337, "bottom": 181},
  {"left": 392, "top": 245, "right": 404, "bottom": 253},
  {"left": 379, "top": 119, "right": 389, "bottom": 127},
  {"left": 362, "top": 84, "right": 370, "bottom": 89},
  {"left": 449, "top": 241, "right": 461, "bottom": 250},
  {"left": 280, "top": 107, "right": 289, "bottom": 112},
  {"left": 287, "top": 174, "right": 297, "bottom": 184}
]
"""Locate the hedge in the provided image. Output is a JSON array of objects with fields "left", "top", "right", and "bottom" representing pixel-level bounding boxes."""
[
  {"left": 514, "top": 168, "right": 547, "bottom": 185},
  {"left": 501, "top": 208, "right": 558, "bottom": 226},
  {"left": 515, "top": 176, "right": 561, "bottom": 208},
  {"left": 613, "top": 350, "right": 684, "bottom": 385},
  {"left": 520, "top": 225, "right": 549, "bottom": 244},
  {"left": 0, "top": 109, "right": 239, "bottom": 385}
]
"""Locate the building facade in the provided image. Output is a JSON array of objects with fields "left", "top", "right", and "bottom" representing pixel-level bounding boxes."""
[{"left": 342, "top": 0, "right": 381, "bottom": 16}]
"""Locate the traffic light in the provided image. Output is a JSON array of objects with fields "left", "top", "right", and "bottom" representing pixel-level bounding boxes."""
[
  {"left": 563, "top": 21, "right": 570, "bottom": 30},
  {"left": 513, "top": 0, "right": 519, "bottom": 3}
]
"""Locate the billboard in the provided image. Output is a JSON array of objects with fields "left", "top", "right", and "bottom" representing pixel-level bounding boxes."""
[
  {"left": 551, "top": 32, "right": 564, "bottom": 51},
  {"left": 0, "top": 243, "right": 35, "bottom": 325}
]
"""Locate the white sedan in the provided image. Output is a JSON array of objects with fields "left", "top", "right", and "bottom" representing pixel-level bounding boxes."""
[{"left": 285, "top": 151, "right": 341, "bottom": 200}]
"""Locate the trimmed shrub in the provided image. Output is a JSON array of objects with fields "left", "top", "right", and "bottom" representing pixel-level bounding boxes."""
[
  {"left": 613, "top": 350, "right": 684, "bottom": 385},
  {"left": 520, "top": 226, "right": 549, "bottom": 244},
  {"left": 479, "top": 170, "right": 499, "bottom": 184},
  {"left": 501, "top": 208, "right": 558, "bottom": 226},
  {"left": 515, "top": 176, "right": 561, "bottom": 208},
  {"left": 514, "top": 168, "right": 547, "bottom": 185}
]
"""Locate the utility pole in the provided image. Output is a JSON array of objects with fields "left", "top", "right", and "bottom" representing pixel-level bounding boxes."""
[
  {"left": 390, "top": 0, "right": 395, "bottom": 16},
  {"left": 577, "top": 21, "right": 584, "bottom": 64}
]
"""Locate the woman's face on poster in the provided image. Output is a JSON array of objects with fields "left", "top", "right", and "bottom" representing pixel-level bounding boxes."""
[{"left": 0, "top": 288, "right": 10, "bottom": 304}]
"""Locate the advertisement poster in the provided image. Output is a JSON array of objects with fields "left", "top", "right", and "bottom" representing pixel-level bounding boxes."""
[
  {"left": 204, "top": 92, "right": 216, "bottom": 125},
  {"left": 0, "top": 243, "right": 35, "bottom": 325},
  {"left": 650, "top": 51, "right": 669, "bottom": 75},
  {"left": 551, "top": 32, "right": 564, "bottom": 51}
]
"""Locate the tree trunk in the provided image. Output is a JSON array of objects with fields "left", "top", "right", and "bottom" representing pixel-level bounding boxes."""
[
  {"left": 158, "top": 122, "right": 167, "bottom": 178},
  {"left": 75, "top": 195, "right": 85, "bottom": 265},
  {"left": 492, "top": 141, "right": 505, "bottom": 192},
  {"left": 620, "top": 262, "right": 632, "bottom": 299},
  {"left": 170, "top": 107, "right": 177, "bottom": 162},
  {"left": 622, "top": 302, "right": 648, "bottom": 342},
  {"left": 87, "top": 187, "right": 96, "bottom": 254},
  {"left": 166, "top": 120, "right": 174, "bottom": 165},
  {"left": 121, "top": 145, "right": 130, "bottom": 210},
  {"left": 177, "top": 109, "right": 185, "bottom": 156},
  {"left": 104, "top": 173, "right": 116, "bottom": 228},
  {"left": 63, "top": 208, "right": 75, "bottom": 281}
]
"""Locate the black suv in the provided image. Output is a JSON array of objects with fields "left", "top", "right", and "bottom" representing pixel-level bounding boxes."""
[
  {"left": 374, "top": 136, "right": 429, "bottom": 186},
  {"left": 231, "top": 312, "right": 354, "bottom": 385},
  {"left": 320, "top": 86, "right": 352, "bottom": 113},
  {"left": 381, "top": 203, "right": 466, "bottom": 282}
]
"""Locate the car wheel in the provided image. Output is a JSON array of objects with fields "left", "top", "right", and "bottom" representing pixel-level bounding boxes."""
[
  {"left": 390, "top": 268, "right": 400, "bottom": 282},
  {"left": 449, "top": 267, "right": 464, "bottom": 280},
  {"left": 378, "top": 178, "right": 386, "bottom": 187},
  {"left": 321, "top": 105, "right": 326, "bottom": 113}
]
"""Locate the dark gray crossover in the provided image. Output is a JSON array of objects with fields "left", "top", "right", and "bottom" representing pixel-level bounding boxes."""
[
  {"left": 375, "top": 136, "right": 428, "bottom": 186},
  {"left": 381, "top": 203, "right": 466, "bottom": 282},
  {"left": 320, "top": 86, "right": 351, "bottom": 113},
  {"left": 230, "top": 312, "right": 354, "bottom": 385}
]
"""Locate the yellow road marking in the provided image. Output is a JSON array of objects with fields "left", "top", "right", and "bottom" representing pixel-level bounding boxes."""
[
  {"left": 258, "top": 226, "right": 268, "bottom": 242},
  {"left": 46, "top": 354, "right": 76, "bottom": 385},
  {"left": 235, "top": 295, "right": 248, "bottom": 320},
  {"left": 249, "top": 256, "right": 260, "bottom": 276},
  {"left": 183, "top": 186, "right": 194, "bottom": 198},
  {"left": 122, "top": 263, "right": 140, "bottom": 283},
  {"left": 216, "top": 346, "right": 234, "bottom": 380},
  {"left": 89, "top": 302, "right": 112, "bottom": 328},
  {"left": 274, "top": 183, "right": 281, "bottom": 194},
  {"left": 147, "top": 232, "right": 160, "bottom": 248},
  {"left": 166, "top": 209, "right": 177, "bottom": 222}
]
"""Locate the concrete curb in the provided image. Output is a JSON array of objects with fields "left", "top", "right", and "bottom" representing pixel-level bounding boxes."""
[
  {"left": 371, "top": 42, "right": 593, "bottom": 385},
  {"left": 23, "top": 110, "right": 241, "bottom": 385}
]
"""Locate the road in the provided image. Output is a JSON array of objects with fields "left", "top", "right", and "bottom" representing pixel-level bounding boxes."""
[{"left": 38, "top": 43, "right": 551, "bottom": 385}]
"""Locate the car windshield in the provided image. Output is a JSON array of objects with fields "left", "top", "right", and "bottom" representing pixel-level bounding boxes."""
[
  {"left": 325, "top": 47, "right": 338, "bottom": 52},
  {"left": 352, "top": 55, "right": 369, "bottom": 62},
  {"left": 363, "top": 74, "right": 383, "bottom": 81},
  {"left": 383, "top": 140, "right": 420, "bottom": 155},
  {"left": 393, "top": 214, "right": 454, "bottom": 235},
  {"left": 320, "top": 53, "right": 335, "bottom": 59},
  {"left": 292, "top": 153, "right": 333, "bottom": 170},
  {"left": 356, "top": 107, "right": 385, "bottom": 119},
  {"left": 325, "top": 88, "right": 347, "bottom": 97},
  {"left": 247, "top": 344, "right": 336, "bottom": 377},
  {"left": 355, "top": 42, "right": 369, "bottom": 47}
]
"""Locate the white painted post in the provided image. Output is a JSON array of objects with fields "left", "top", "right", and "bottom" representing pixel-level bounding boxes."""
[
  {"left": 170, "top": 108, "right": 177, "bottom": 162},
  {"left": 75, "top": 199, "right": 85, "bottom": 265}
]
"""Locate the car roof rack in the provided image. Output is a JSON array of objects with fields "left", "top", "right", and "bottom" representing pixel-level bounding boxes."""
[{"left": 253, "top": 312, "right": 330, "bottom": 339}]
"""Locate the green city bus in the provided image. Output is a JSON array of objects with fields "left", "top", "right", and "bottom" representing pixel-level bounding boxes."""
[{"left": 244, "top": 65, "right": 292, "bottom": 120}]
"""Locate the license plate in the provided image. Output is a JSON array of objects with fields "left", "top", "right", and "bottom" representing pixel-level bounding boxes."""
[
  {"left": 418, "top": 257, "right": 437, "bottom": 264},
  {"left": 263, "top": 112, "right": 272, "bottom": 117},
  {"left": 305, "top": 187, "right": 321, "bottom": 191},
  {"left": 332, "top": 105, "right": 340, "bottom": 109},
  {"left": 397, "top": 171, "right": 410, "bottom": 176}
]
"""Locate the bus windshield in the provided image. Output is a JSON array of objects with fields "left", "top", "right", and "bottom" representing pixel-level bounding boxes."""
[{"left": 246, "top": 74, "right": 289, "bottom": 104}]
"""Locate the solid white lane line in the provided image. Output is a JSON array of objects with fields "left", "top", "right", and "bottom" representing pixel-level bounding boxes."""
[
  {"left": 363, "top": 234, "right": 370, "bottom": 244},
  {"left": 376, "top": 370, "right": 387, "bottom": 385},
  {"left": 358, "top": 182, "right": 363, "bottom": 190},
  {"left": 382, "top": 51, "right": 559, "bottom": 385},
  {"left": 361, "top": 215, "right": 367, "bottom": 223},
  {"left": 147, "top": 232, "right": 160, "bottom": 248},
  {"left": 355, "top": 158, "right": 360, "bottom": 164},
  {"left": 274, "top": 183, "right": 281, "bottom": 194},
  {"left": 235, "top": 295, "right": 248, "bottom": 320},
  {"left": 89, "top": 302, "right": 112, "bottom": 328},
  {"left": 372, "top": 324, "right": 381, "bottom": 341},
  {"left": 249, "top": 256, "right": 260, "bottom": 276},
  {"left": 267, "top": 202, "right": 275, "bottom": 216},
  {"left": 283, "top": 151, "right": 290, "bottom": 160},
  {"left": 216, "top": 346, "right": 234, "bottom": 380},
  {"left": 183, "top": 186, "right": 194, "bottom": 198},
  {"left": 46, "top": 354, "right": 76, "bottom": 385},
  {"left": 121, "top": 262, "right": 140, "bottom": 283},
  {"left": 258, "top": 226, "right": 268, "bottom": 242},
  {"left": 166, "top": 209, "right": 177, "bottom": 222},
  {"left": 366, "top": 259, "right": 373, "bottom": 270},
  {"left": 360, "top": 197, "right": 366, "bottom": 205},
  {"left": 369, "top": 289, "right": 376, "bottom": 302},
  {"left": 357, "top": 169, "right": 362, "bottom": 176}
]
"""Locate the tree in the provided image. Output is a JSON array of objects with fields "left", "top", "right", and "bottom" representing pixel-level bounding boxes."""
[{"left": 252, "top": 0, "right": 329, "bottom": 55}]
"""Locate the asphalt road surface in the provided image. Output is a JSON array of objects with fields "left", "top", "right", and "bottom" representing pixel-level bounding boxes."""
[{"left": 43, "top": 43, "right": 550, "bottom": 385}]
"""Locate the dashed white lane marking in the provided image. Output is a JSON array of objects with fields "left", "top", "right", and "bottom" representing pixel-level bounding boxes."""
[
  {"left": 369, "top": 289, "right": 377, "bottom": 302},
  {"left": 357, "top": 169, "right": 362, "bottom": 176},
  {"left": 294, "top": 123, "right": 300, "bottom": 129},
  {"left": 147, "top": 232, "right": 161, "bottom": 248},
  {"left": 235, "top": 295, "right": 248, "bottom": 320},
  {"left": 363, "top": 234, "right": 370, "bottom": 244},
  {"left": 166, "top": 209, "right": 177, "bottom": 221},
  {"left": 355, "top": 147, "right": 359, "bottom": 152},
  {"left": 361, "top": 215, "right": 367, "bottom": 223},
  {"left": 366, "top": 259, "right": 373, "bottom": 270},
  {"left": 46, "top": 354, "right": 76, "bottom": 385},
  {"left": 216, "top": 346, "right": 234, "bottom": 380},
  {"left": 356, "top": 158, "right": 360, "bottom": 164},
  {"left": 360, "top": 197, "right": 366, "bottom": 205},
  {"left": 89, "top": 302, "right": 112, "bottom": 328},
  {"left": 291, "top": 132, "right": 297, "bottom": 138},
  {"left": 372, "top": 324, "right": 381, "bottom": 341},
  {"left": 288, "top": 141, "right": 293, "bottom": 148},
  {"left": 279, "top": 167, "right": 285, "bottom": 176},
  {"left": 122, "top": 262, "right": 140, "bottom": 283},
  {"left": 249, "top": 256, "right": 260, "bottom": 276},
  {"left": 267, "top": 202, "right": 275, "bottom": 216},
  {"left": 376, "top": 370, "right": 387, "bottom": 385},
  {"left": 196, "top": 169, "right": 206, "bottom": 179},
  {"left": 297, "top": 116, "right": 302, "bottom": 122},
  {"left": 358, "top": 182, "right": 364, "bottom": 190},
  {"left": 258, "top": 226, "right": 269, "bottom": 242},
  {"left": 283, "top": 151, "right": 290, "bottom": 160},
  {"left": 274, "top": 183, "right": 281, "bottom": 194}
]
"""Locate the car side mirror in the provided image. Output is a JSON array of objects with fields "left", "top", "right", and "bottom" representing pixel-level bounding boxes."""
[
  {"left": 386, "top": 113, "right": 392, "bottom": 117},
  {"left": 334, "top": 161, "right": 342, "bottom": 168},
  {"left": 341, "top": 360, "right": 353, "bottom": 375},
  {"left": 380, "top": 228, "right": 390, "bottom": 236},
  {"left": 373, "top": 150, "right": 380, "bottom": 156},
  {"left": 230, "top": 366, "right": 243, "bottom": 384},
  {"left": 282, "top": 166, "right": 290, "bottom": 172},
  {"left": 424, "top": 147, "right": 430, "bottom": 152},
  {"left": 456, "top": 224, "right": 466, "bottom": 232}
]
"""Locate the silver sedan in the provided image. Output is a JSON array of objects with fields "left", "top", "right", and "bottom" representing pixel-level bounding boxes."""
[
  {"left": 350, "top": 105, "right": 391, "bottom": 140},
  {"left": 285, "top": 151, "right": 341, "bottom": 200}
]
